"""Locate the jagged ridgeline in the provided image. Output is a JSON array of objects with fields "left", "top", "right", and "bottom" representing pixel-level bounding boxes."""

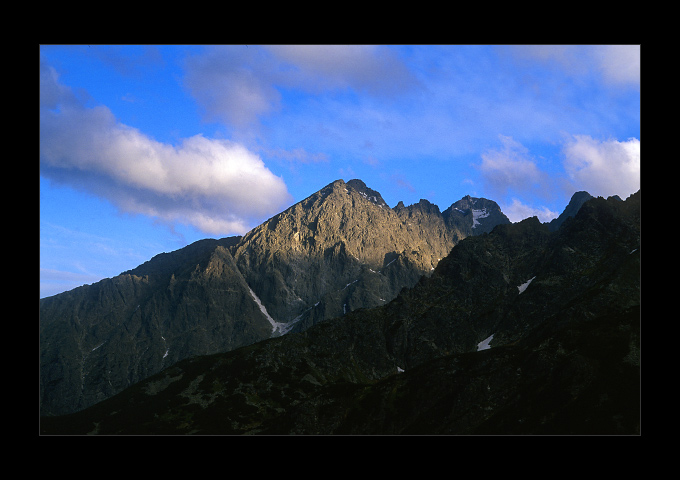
[
  {"left": 39, "top": 178, "right": 510, "bottom": 416},
  {"left": 40, "top": 191, "right": 640, "bottom": 435}
]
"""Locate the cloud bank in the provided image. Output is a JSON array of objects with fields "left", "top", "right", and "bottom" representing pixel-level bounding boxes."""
[
  {"left": 40, "top": 58, "right": 292, "bottom": 236},
  {"left": 502, "top": 199, "right": 558, "bottom": 224},
  {"left": 507, "top": 45, "right": 640, "bottom": 88},
  {"left": 182, "top": 45, "right": 419, "bottom": 129},
  {"left": 562, "top": 135, "right": 640, "bottom": 199}
]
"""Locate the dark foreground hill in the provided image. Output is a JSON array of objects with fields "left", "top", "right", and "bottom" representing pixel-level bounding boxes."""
[
  {"left": 39, "top": 179, "right": 509, "bottom": 416},
  {"left": 40, "top": 191, "right": 640, "bottom": 435}
]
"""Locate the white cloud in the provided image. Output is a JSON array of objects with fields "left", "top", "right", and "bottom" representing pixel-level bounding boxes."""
[
  {"left": 507, "top": 45, "right": 640, "bottom": 88},
  {"left": 590, "top": 45, "right": 640, "bottom": 87},
  {"left": 503, "top": 198, "right": 558, "bottom": 223},
  {"left": 562, "top": 135, "right": 640, "bottom": 199},
  {"left": 40, "top": 59, "right": 79, "bottom": 109},
  {"left": 182, "top": 45, "right": 418, "bottom": 129},
  {"left": 183, "top": 47, "right": 281, "bottom": 128},
  {"left": 40, "top": 59, "right": 292, "bottom": 236},
  {"left": 264, "top": 45, "right": 416, "bottom": 95},
  {"left": 478, "top": 135, "right": 549, "bottom": 197}
]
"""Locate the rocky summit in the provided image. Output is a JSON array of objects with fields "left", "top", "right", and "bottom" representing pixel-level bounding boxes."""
[
  {"left": 39, "top": 179, "right": 510, "bottom": 416},
  {"left": 230, "top": 179, "right": 509, "bottom": 335},
  {"left": 40, "top": 190, "right": 640, "bottom": 435}
]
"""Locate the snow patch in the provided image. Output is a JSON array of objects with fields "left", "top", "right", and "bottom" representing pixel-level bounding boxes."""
[
  {"left": 477, "top": 334, "right": 494, "bottom": 351},
  {"left": 357, "top": 191, "right": 384, "bottom": 205},
  {"left": 247, "top": 286, "right": 292, "bottom": 336},
  {"left": 160, "top": 335, "right": 169, "bottom": 360},
  {"left": 275, "top": 321, "right": 299, "bottom": 336},
  {"left": 472, "top": 208, "right": 490, "bottom": 228},
  {"left": 517, "top": 276, "right": 536, "bottom": 294}
]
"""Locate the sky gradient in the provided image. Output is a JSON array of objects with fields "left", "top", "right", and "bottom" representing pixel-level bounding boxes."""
[{"left": 39, "top": 44, "right": 641, "bottom": 298}]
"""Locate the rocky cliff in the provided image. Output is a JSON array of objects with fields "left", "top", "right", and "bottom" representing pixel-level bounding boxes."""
[
  {"left": 40, "top": 191, "right": 640, "bottom": 435},
  {"left": 39, "top": 179, "right": 509, "bottom": 416},
  {"left": 231, "top": 179, "right": 509, "bottom": 335}
]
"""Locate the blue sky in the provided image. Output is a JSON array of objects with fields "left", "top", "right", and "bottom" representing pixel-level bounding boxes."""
[{"left": 40, "top": 45, "right": 640, "bottom": 298}]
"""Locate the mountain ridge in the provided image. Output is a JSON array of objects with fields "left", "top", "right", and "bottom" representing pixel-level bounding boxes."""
[
  {"left": 39, "top": 178, "right": 510, "bottom": 416},
  {"left": 40, "top": 190, "right": 640, "bottom": 434}
]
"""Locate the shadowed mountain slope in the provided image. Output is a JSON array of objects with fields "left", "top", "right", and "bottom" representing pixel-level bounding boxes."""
[{"left": 40, "top": 191, "right": 640, "bottom": 434}]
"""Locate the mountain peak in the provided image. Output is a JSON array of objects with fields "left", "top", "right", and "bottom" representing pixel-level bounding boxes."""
[
  {"left": 449, "top": 195, "right": 500, "bottom": 211},
  {"left": 443, "top": 195, "right": 510, "bottom": 234},
  {"left": 345, "top": 179, "right": 389, "bottom": 207},
  {"left": 547, "top": 191, "right": 594, "bottom": 232}
]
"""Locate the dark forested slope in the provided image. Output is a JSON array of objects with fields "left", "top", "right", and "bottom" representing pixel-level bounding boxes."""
[{"left": 41, "top": 191, "right": 640, "bottom": 434}]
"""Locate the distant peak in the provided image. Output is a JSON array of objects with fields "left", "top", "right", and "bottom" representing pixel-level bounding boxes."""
[
  {"left": 547, "top": 191, "right": 594, "bottom": 232},
  {"left": 449, "top": 195, "right": 501, "bottom": 212}
]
